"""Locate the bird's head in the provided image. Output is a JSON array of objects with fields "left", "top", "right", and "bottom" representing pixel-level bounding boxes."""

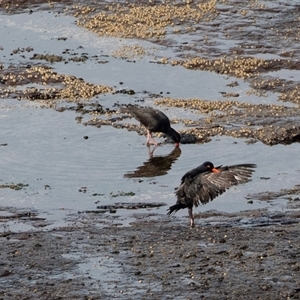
[
  {"left": 172, "top": 131, "right": 181, "bottom": 146},
  {"left": 203, "top": 161, "right": 220, "bottom": 173}
]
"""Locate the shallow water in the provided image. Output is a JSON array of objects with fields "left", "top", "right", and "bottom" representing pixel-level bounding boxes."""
[
  {"left": 1, "top": 3, "right": 300, "bottom": 299},
  {"left": 1, "top": 101, "right": 299, "bottom": 225},
  {"left": 1, "top": 7, "right": 300, "bottom": 231},
  {"left": 0, "top": 10, "right": 284, "bottom": 105}
]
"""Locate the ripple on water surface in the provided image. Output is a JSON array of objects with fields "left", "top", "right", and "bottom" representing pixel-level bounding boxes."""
[{"left": 1, "top": 101, "right": 300, "bottom": 225}]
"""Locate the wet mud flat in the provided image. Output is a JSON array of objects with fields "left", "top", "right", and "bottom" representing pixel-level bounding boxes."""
[{"left": 1, "top": 206, "right": 300, "bottom": 299}]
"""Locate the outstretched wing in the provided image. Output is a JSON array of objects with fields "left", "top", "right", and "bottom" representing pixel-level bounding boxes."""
[
  {"left": 178, "top": 164, "right": 256, "bottom": 206},
  {"left": 206, "top": 164, "right": 256, "bottom": 189}
]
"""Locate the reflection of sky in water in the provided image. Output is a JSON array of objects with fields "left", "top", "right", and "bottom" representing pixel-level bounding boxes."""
[
  {"left": 267, "top": 69, "right": 300, "bottom": 81},
  {"left": 0, "top": 11, "right": 284, "bottom": 106},
  {"left": 1, "top": 104, "right": 299, "bottom": 222},
  {"left": 1, "top": 9, "right": 300, "bottom": 227}
]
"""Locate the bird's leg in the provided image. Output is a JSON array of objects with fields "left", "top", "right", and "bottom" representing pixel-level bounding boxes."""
[
  {"left": 148, "top": 144, "right": 158, "bottom": 158},
  {"left": 146, "top": 130, "right": 160, "bottom": 146},
  {"left": 146, "top": 130, "right": 151, "bottom": 144},
  {"left": 188, "top": 207, "right": 195, "bottom": 228}
]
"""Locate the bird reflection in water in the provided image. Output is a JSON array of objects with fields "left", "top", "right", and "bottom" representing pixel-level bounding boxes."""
[{"left": 124, "top": 146, "right": 181, "bottom": 178}]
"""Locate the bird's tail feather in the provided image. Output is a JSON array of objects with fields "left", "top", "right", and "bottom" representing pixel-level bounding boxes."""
[{"left": 167, "top": 203, "right": 187, "bottom": 215}]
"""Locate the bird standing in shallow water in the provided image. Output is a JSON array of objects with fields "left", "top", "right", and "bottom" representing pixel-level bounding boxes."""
[
  {"left": 120, "top": 105, "right": 181, "bottom": 146},
  {"left": 167, "top": 161, "right": 256, "bottom": 227}
]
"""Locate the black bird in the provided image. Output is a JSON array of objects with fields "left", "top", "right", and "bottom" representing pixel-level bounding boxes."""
[
  {"left": 120, "top": 105, "right": 181, "bottom": 146},
  {"left": 167, "top": 161, "right": 256, "bottom": 227}
]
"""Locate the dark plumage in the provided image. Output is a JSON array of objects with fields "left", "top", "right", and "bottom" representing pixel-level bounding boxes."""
[
  {"left": 120, "top": 105, "right": 181, "bottom": 146},
  {"left": 167, "top": 161, "right": 256, "bottom": 227}
]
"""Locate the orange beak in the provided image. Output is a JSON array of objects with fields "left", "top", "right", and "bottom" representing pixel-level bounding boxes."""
[{"left": 212, "top": 168, "right": 220, "bottom": 173}]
